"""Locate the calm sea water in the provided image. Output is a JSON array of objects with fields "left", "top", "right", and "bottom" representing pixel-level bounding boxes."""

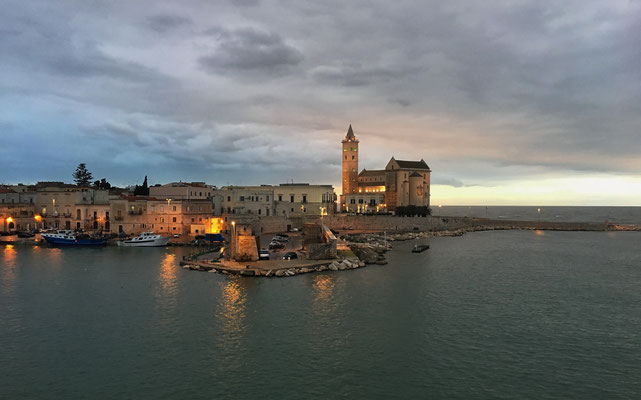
[
  {"left": 434, "top": 206, "right": 641, "bottom": 224},
  {"left": 2, "top": 231, "right": 641, "bottom": 399}
]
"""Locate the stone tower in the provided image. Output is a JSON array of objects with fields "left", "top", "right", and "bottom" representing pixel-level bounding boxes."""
[{"left": 342, "top": 125, "right": 359, "bottom": 198}]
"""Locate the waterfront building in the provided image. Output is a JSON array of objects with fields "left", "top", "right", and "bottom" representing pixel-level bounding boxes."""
[
  {"left": 339, "top": 126, "right": 431, "bottom": 213},
  {"left": 149, "top": 182, "right": 215, "bottom": 200},
  {"left": 0, "top": 188, "right": 35, "bottom": 232},
  {"left": 111, "top": 196, "right": 219, "bottom": 236},
  {"left": 213, "top": 185, "right": 274, "bottom": 216},
  {"left": 273, "top": 183, "right": 336, "bottom": 218}
]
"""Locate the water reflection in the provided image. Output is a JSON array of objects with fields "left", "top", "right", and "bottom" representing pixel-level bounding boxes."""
[
  {"left": 312, "top": 274, "right": 339, "bottom": 319},
  {"left": 535, "top": 230, "right": 545, "bottom": 236},
  {"left": 155, "top": 252, "right": 178, "bottom": 321},
  {"left": 3, "top": 244, "right": 17, "bottom": 266},
  {"left": 216, "top": 279, "right": 247, "bottom": 337},
  {"left": 159, "top": 253, "right": 177, "bottom": 293},
  {"left": 45, "top": 248, "right": 63, "bottom": 266},
  {"left": 1, "top": 245, "right": 18, "bottom": 297},
  {"left": 313, "top": 274, "right": 335, "bottom": 302}
]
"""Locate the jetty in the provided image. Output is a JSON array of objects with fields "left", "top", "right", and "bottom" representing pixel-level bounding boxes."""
[{"left": 180, "top": 257, "right": 366, "bottom": 277}]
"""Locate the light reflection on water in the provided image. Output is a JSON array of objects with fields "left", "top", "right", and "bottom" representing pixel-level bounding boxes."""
[
  {"left": 216, "top": 278, "right": 247, "bottom": 338},
  {"left": 312, "top": 274, "right": 339, "bottom": 319},
  {"left": 159, "top": 253, "right": 177, "bottom": 293},
  {"left": 313, "top": 274, "right": 335, "bottom": 302},
  {"left": 1, "top": 245, "right": 18, "bottom": 296},
  {"left": 155, "top": 252, "right": 178, "bottom": 322},
  {"left": 45, "top": 248, "right": 63, "bottom": 266}
]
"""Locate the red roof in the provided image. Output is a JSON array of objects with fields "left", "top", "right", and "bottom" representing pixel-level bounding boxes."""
[{"left": 0, "top": 189, "right": 16, "bottom": 193}]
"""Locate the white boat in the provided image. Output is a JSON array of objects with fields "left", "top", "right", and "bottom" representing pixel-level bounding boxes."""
[
  {"left": 117, "top": 231, "right": 171, "bottom": 247},
  {"left": 41, "top": 230, "right": 108, "bottom": 246},
  {"left": 40, "top": 230, "right": 75, "bottom": 240}
]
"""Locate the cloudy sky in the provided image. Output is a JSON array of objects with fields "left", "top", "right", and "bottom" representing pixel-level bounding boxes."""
[{"left": 1, "top": 0, "right": 640, "bottom": 205}]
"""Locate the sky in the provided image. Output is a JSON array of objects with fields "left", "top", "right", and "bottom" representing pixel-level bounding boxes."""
[{"left": 1, "top": 0, "right": 640, "bottom": 205}]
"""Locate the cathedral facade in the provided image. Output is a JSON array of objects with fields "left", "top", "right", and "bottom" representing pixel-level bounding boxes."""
[{"left": 340, "top": 125, "right": 431, "bottom": 213}]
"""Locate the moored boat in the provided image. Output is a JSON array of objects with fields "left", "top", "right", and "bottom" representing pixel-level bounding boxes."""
[
  {"left": 117, "top": 231, "right": 171, "bottom": 247},
  {"left": 41, "top": 230, "right": 107, "bottom": 246},
  {"left": 412, "top": 244, "right": 430, "bottom": 253}
]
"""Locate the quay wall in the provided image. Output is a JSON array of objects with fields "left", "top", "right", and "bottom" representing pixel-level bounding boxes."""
[{"left": 226, "top": 214, "right": 626, "bottom": 235}]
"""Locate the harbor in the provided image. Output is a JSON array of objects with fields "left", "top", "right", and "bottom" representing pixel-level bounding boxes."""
[{"left": 3, "top": 229, "right": 641, "bottom": 399}]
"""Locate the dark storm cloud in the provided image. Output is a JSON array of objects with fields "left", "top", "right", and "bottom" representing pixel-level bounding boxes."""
[
  {"left": 198, "top": 27, "right": 303, "bottom": 76},
  {"left": 1, "top": 0, "right": 640, "bottom": 193}
]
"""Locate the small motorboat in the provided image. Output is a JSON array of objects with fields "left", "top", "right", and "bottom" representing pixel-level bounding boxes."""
[
  {"left": 117, "top": 231, "right": 171, "bottom": 247},
  {"left": 412, "top": 244, "right": 430, "bottom": 253}
]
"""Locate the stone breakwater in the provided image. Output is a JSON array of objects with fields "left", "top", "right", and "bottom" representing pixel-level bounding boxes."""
[{"left": 180, "top": 258, "right": 368, "bottom": 277}]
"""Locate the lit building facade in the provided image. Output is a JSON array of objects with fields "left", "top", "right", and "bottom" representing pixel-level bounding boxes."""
[
  {"left": 273, "top": 183, "right": 336, "bottom": 217},
  {"left": 339, "top": 126, "right": 431, "bottom": 213}
]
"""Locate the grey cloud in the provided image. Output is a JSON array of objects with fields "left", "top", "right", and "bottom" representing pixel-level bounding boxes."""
[
  {"left": 198, "top": 27, "right": 303, "bottom": 76},
  {"left": 311, "top": 63, "right": 411, "bottom": 87},
  {"left": 228, "top": 0, "right": 261, "bottom": 6},
  {"left": 146, "top": 14, "right": 192, "bottom": 33},
  {"left": 2, "top": 0, "right": 641, "bottom": 192}
]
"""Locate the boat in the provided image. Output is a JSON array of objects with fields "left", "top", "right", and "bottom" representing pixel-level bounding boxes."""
[
  {"left": 41, "top": 230, "right": 108, "bottom": 246},
  {"left": 412, "top": 244, "right": 430, "bottom": 253},
  {"left": 117, "top": 231, "right": 171, "bottom": 247}
]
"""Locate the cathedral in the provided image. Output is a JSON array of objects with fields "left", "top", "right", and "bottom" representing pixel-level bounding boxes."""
[{"left": 340, "top": 125, "right": 431, "bottom": 213}]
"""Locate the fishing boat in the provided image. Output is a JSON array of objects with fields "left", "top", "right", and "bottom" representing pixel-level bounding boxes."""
[
  {"left": 117, "top": 231, "right": 171, "bottom": 247},
  {"left": 412, "top": 244, "right": 430, "bottom": 253},
  {"left": 41, "top": 230, "right": 107, "bottom": 246}
]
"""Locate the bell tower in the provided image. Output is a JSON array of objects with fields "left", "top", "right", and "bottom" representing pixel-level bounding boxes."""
[{"left": 341, "top": 124, "right": 359, "bottom": 200}]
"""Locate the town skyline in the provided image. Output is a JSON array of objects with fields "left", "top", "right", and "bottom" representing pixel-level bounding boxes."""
[{"left": 2, "top": 1, "right": 640, "bottom": 206}]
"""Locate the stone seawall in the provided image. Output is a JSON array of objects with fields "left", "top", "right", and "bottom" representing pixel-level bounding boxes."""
[{"left": 231, "top": 214, "right": 639, "bottom": 236}]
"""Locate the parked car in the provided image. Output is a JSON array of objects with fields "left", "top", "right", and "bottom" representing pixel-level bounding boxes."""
[
  {"left": 259, "top": 249, "right": 270, "bottom": 260},
  {"left": 282, "top": 252, "right": 298, "bottom": 260},
  {"left": 172, "top": 234, "right": 180, "bottom": 238},
  {"left": 272, "top": 235, "right": 288, "bottom": 243},
  {"left": 269, "top": 241, "right": 285, "bottom": 250},
  {"left": 290, "top": 228, "right": 299, "bottom": 232}
]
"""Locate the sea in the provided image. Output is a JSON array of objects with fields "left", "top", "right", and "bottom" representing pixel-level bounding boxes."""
[
  {"left": 433, "top": 205, "right": 641, "bottom": 225},
  {"left": 1, "top": 207, "right": 641, "bottom": 399}
]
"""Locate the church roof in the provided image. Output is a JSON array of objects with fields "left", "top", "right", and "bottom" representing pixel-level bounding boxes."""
[
  {"left": 358, "top": 169, "right": 385, "bottom": 177},
  {"left": 409, "top": 172, "right": 423, "bottom": 177},
  {"left": 395, "top": 159, "right": 430, "bottom": 170}
]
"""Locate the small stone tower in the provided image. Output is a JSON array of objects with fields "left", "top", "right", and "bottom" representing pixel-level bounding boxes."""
[{"left": 342, "top": 125, "right": 359, "bottom": 198}]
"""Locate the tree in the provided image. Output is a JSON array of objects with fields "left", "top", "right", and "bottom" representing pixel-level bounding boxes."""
[
  {"left": 93, "top": 178, "right": 111, "bottom": 190},
  {"left": 73, "top": 163, "right": 93, "bottom": 186},
  {"left": 133, "top": 175, "right": 149, "bottom": 196}
]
